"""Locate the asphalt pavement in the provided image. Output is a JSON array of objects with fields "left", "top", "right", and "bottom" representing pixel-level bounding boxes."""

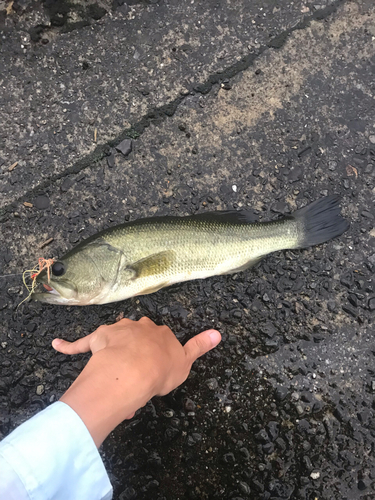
[{"left": 1, "top": 0, "right": 375, "bottom": 498}]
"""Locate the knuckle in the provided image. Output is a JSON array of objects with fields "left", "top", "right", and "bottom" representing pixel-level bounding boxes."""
[
  {"left": 118, "top": 318, "right": 133, "bottom": 328},
  {"left": 94, "top": 325, "right": 107, "bottom": 336},
  {"left": 139, "top": 317, "right": 154, "bottom": 325},
  {"left": 159, "top": 324, "right": 171, "bottom": 334}
]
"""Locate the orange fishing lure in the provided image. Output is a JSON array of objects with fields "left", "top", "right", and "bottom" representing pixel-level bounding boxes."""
[{"left": 19, "top": 258, "right": 55, "bottom": 307}]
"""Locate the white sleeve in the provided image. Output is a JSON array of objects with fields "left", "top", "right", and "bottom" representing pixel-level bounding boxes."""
[{"left": 0, "top": 401, "right": 113, "bottom": 500}]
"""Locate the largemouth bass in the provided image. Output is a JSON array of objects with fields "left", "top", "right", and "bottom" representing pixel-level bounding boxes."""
[{"left": 32, "top": 196, "right": 349, "bottom": 306}]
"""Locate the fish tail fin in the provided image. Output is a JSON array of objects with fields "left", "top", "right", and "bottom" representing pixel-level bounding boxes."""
[{"left": 293, "top": 195, "right": 349, "bottom": 248}]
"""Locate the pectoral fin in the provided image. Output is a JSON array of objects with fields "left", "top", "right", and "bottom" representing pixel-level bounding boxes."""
[{"left": 128, "top": 250, "right": 175, "bottom": 279}]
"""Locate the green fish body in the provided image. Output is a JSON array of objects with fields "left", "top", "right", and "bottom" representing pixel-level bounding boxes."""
[{"left": 32, "top": 196, "right": 348, "bottom": 306}]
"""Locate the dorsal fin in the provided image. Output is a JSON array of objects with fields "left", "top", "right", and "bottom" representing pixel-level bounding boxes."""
[{"left": 121, "top": 210, "right": 259, "bottom": 227}]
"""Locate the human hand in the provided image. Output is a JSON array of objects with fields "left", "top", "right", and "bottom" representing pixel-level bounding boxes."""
[{"left": 52, "top": 318, "right": 221, "bottom": 447}]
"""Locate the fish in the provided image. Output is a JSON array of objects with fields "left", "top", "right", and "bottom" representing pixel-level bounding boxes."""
[{"left": 31, "top": 195, "right": 349, "bottom": 306}]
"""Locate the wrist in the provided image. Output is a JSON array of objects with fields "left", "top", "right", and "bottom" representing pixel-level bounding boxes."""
[{"left": 60, "top": 352, "right": 155, "bottom": 446}]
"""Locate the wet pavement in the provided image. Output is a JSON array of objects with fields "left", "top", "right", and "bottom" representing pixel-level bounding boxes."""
[{"left": 1, "top": 0, "right": 375, "bottom": 498}]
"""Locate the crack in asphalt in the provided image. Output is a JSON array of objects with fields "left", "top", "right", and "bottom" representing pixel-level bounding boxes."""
[{"left": 0, "top": 0, "right": 346, "bottom": 222}]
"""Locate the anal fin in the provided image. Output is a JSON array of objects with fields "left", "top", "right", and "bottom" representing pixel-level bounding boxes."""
[
  {"left": 135, "top": 281, "right": 171, "bottom": 296},
  {"left": 219, "top": 256, "right": 264, "bottom": 276}
]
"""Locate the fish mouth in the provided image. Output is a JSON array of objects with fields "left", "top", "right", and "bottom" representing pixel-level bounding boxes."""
[
  {"left": 31, "top": 281, "right": 77, "bottom": 305},
  {"left": 42, "top": 283, "right": 58, "bottom": 293},
  {"left": 31, "top": 283, "right": 64, "bottom": 304}
]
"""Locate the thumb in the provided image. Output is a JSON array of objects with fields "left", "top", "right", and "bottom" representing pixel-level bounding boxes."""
[
  {"left": 184, "top": 329, "right": 221, "bottom": 364},
  {"left": 52, "top": 335, "right": 92, "bottom": 355}
]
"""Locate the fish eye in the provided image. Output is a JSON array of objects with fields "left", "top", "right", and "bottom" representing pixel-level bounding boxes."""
[{"left": 52, "top": 262, "right": 65, "bottom": 277}]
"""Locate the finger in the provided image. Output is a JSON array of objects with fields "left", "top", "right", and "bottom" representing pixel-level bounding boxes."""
[
  {"left": 52, "top": 335, "right": 92, "bottom": 355},
  {"left": 184, "top": 329, "right": 221, "bottom": 364}
]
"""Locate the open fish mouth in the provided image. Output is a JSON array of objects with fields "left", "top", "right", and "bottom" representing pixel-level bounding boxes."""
[
  {"left": 43, "top": 283, "right": 58, "bottom": 293},
  {"left": 30, "top": 282, "right": 64, "bottom": 303},
  {"left": 34, "top": 281, "right": 61, "bottom": 296}
]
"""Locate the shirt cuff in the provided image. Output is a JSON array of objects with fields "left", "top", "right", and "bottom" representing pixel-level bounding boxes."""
[{"left": 0, "top": 401, "right": 112, "bottom": 500}]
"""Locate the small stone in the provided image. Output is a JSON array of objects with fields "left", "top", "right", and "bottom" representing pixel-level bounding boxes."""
[
  {"left": 349, "top": 293, "right": 360, "bottom": 308},
  {"left": 369, "top": 135, "right": 375, "bottom": 144},
  {"left": 260, "top": 323, "right": 277, "bottom": 338},
  {"left": 34, "top": 195, "right": 50, "bottom": 210},
  {"left": 328, "top": 160, "right": 337, "bottom": 170},
  {"left": 222, "top": 452, "right": 235, "bottom": 463},
  {"left": 276, "top": 437, "right": 286, "bottom": 451},
  {"left": 310, "top": 471, "right": 320, "bottom": 480},
  {"left": 61, "top": 178, "right": 73, "bottom": 192},
  {"left": 275, "top": 386, "right": 288, "bottom": 401},
  {"left": 296, "top": 404, "right": 304, "bottom": 415},
  {"left": 164, "top": 427, "right": 179, "bottom": 441},
  {"left": 303, "top": 455, "right": 313, "bottom": 470},
  {"left": 361, "top": 210, "right": 374, "bottom": 219},
  {"left": 238, "top": 481, "right": 251, "bottom": 494},
  {"left": 368, "top": 298, "right": 375, "bottom": 311},
  {"left": 206, "top": 378, "right": 218, "bottom": 390},
  {"left": 342, "top": 305, "right": 357, "bottom": 318},
  {"left": 340, "top": 272, "right": 353, "bottom": 288},
  {"left": 291, "top": 392, "right": 300, "bottom": 401},
  {"left": 119, "top": 487, "right": 136, "bottom": 500},
  {"left": 255, "top": 429, "right": 269, "bottom": 443},
  {"left": 184, "top": 398, "right": 196, "bottom": 412},
  {"left": 36, "top": 385, "right": 44, "bottom": 395},
  {"left": 263, "top": 442, "right": 274, "bottom": 454},
  {"left": 107, "top": 152, "right": 116, "bottom": 168},
  {"left": 146, "top": 450, "right": 162, "bottom": 465},
  {"left": 192, "top": 432, "right": 202, "bottom": 442},
  {"left": 302, "top": 441, "right": 311, "bottom": 452},
  {"left": 221, "top": 81, "right": 232, "bottom": 90},
  {"left": 115, "top": 139, "right": 132, "bottom": 156},
  {"left": 327, "top": 300, "right": 337, "bottom": 312},
  {"left": 358, "top": 479, "right": 367, "bottom": 491},
  {"left": 267, "top": 421, "right": 279, "bottom": 441},
  {"left": 239, "top": 447, "right": 250, "bottom": 459},
  {"left": 232, "top": 185, "right": 237, "bottom": 192},
  {"left": 271, "top": 201, "right": 288, "bottom": 213}
]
